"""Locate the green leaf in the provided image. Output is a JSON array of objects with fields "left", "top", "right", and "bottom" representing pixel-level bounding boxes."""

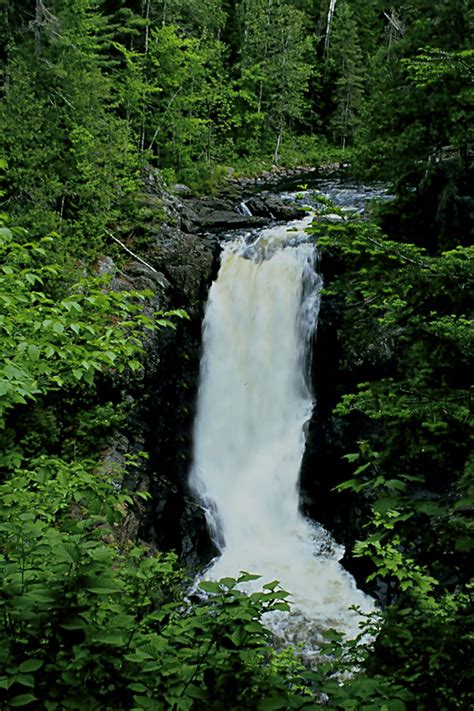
[
  {"left": 374, "top": 497, "right": 401, "bottom": 514},
  {"left": 0, "top": 380, "right": 11, "bottom": 395},
  {"left": 269, "top": 602, "right": 290, "bottom": 612},
  {"left": 59, "top": 543, "right": 81, "bottom": 563},
  {"left": 93, "top": 632, "right": 125, "bottom": 646},
  {"left": 238, "top": 572, "right": 261, "bottom": 583},
  {"left": 128, "top": 683, "right": 148, "bottom": 693},
  {"left": 199, "top": 580, "right": 221, "bottom": 594},
  {"left": 387, "top": 702, "right": 407, "bottom": 711},
  {"left": 18, "top": 659, "right": 43, "bottom": 673},
  {"left": 60, "top": 619, "right": 87, "bottom": 631},
  {"left": 10, "top": 694, "right": 38, "bottom": 707},
  {"left": 257, "top": 695, "right": 290, "bottom": 710},
  {"left": 413, "top": 501, "right": 446, "bottom": 516},
  {"left": 53, "top": 322, "right": 65, "bottom": 335},
  {"left": 0, "top": 227, "right": 13, "bottom": 241},
  {"left": 85, "top": 585, "right": 121, "bottom": 595},
  {"left": 83, "top": 370, "right": 94, "bottom": 385},
  {"left": 124, "top": 652, "right": 147, "bottom": 663},
  {"left": 262, "top": 580, "right": 280, "bottom": 591},
  {"left": 244, "top": 621, "right": 264, "bottom": 633},
  {"left": 334, "top": 478, "right": 367, "bottom": 493},
  {"left": 27, "top": 344, "right": 40, "bottom": 361},
  {"left": 132, "top": 696, "right": 157, "bottom": 709},
  {"left": 263, "top": 591, "right": 290, "bottom": 600}
]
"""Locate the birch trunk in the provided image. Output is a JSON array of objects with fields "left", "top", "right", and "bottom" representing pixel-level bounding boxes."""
[
  {"left": 35, "top": 0, "right": 45, "bottom": 57},
  {"left": 324, "top": 0, "right": 337, "bottom": 52}
]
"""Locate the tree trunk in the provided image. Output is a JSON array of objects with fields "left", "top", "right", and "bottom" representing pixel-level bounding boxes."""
[
  {"left": 35, "top": 0, "right": 45, "bottom": 57},
  {"left": 273, "top": 123, "right": 283, "bottom": 164},
  {"left": 324, "top": 0, "right": 337, "bottom": 53},
  {"left": 139, "top": 0, "right": 151, "bottom": 153}
]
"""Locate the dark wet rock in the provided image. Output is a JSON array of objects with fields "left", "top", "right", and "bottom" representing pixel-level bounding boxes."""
[
  {"left": 175, "top": 197, "right": 270, "bottom": 233},
  {"left": 200, "top": 233, "right": 220, "bottom": 250},
  {"left": 145, "top": 225, "right": 213, "bottom": 303},
  {"left": 112, "top": 223, "right": 214, "bottom": 557},
  {"left": 314, "top": 213, "right": 345, "bottom": 222},
  {"left": 245, "top": 192, "right": 307, "bottom": 221},
  {"left": 125, "top": 262, "right": 170, "bottom": 291},
  {"left": 222, "top": 165, "right": 320, "bottom": 193},
  {"left": 180, "top": 499, "right": 217, "bottom": 572},
  {"left": 199, "top": 210, "right": 267, "bottom": 231},
  {"left": 99, "top": 433, "right": 130, "bottom": 481},
  {"left": 97, "top": 177, "right": 219, "bottom": 562},
  {"left": 172, "top": 183, "right": 192, "bottom": 196},
  {"left": 179, "top": 206, "right": 202, "bottom": 234}
]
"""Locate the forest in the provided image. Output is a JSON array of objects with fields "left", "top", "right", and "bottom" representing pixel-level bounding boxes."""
[{"left": 0, "top": 0, "right": 473, "bottom": 709}]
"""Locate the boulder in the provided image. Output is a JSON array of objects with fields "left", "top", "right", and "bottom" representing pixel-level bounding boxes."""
[
  {"left": 172, "top": 183, "right": 192, "bottom": 196},
  {"left": 245, "top": 193, "right": 307, "bottom": 221},
  {"left": 146, "top": 225, "right": 214, "bottom": 303},
  {"left": 199, "top": 210, "right": 267, "bottom": 231}
]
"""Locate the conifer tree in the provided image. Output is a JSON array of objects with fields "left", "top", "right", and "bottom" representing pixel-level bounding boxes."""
[
  {"left": 0, "top": 0, "right": 139, "bottom": 246},
  {"left": 328, "top": 1, "right": 364, "bottom": 148}
]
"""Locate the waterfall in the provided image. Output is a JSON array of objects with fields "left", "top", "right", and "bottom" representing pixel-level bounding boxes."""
[
  {"left": 237, "top": 199, "right": 253, "bottom": 217},
  {"left": 190, "top": 217, "right": 374, "bottom": 646}
]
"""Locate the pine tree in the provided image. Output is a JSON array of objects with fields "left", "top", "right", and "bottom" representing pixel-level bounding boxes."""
[
  {"left": 328, "top": 2, "right": 364, "bottom": 148},
  {"left": 0, "top": 0, "right": 139, "bottom": 248}
]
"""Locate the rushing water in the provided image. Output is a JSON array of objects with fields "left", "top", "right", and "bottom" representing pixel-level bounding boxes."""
[{"left": 190, "top": 215, "right": 374, "bottom": 648}]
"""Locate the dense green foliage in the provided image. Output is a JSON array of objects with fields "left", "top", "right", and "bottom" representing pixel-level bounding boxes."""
[
  {"left": 1, "top": 469, "right": 318, "bottom": 710},
  {"left": 0, "top": 1, "right": 473, "bottom": 709},
  {"left": 1, "top": 0, "right": 472, "bottom": 203},
  {"left": 307, "top": 205, "right": 473, "bottom": 707}
]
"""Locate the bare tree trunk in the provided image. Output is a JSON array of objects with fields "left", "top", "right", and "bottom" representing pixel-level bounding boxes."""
[
  {"left": 35, "top": 0, "right": 45, "bottom": 57},
  {"left": 139, "top": 0, "right": 151, "bottom": 153},
  {"left": 384, "top": 9, "right": 405, "bottom": 42},
  {"left": 257, "top": 81, "right": 264, "bottom": 114},
  {"left": 273, "top": 123, "right": 283, "bottom": 165},
  {"left": 324, "top": 0, "right": 337, "bottom": 53},
  {"left": 143, "top": 0, "right": 151, "bottom": 54}
]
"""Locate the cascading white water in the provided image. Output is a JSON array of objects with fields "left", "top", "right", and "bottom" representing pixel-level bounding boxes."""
[
  {"left": 190, "top": 217, "right": 374, "bottom": 647},
  {"left": 237, "top": 199, "right": 253, "bottom": 217}
]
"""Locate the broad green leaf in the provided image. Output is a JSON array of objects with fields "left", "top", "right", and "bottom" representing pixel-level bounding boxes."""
[
  {"left": 10, "top": 694, "right": 38, "bottom": 707},
  {"left": 198, "top": 580, "right": 221, "bottom": 593},
  {"left": 18, "top": 659, "right": 43, "bottom": 673}
]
